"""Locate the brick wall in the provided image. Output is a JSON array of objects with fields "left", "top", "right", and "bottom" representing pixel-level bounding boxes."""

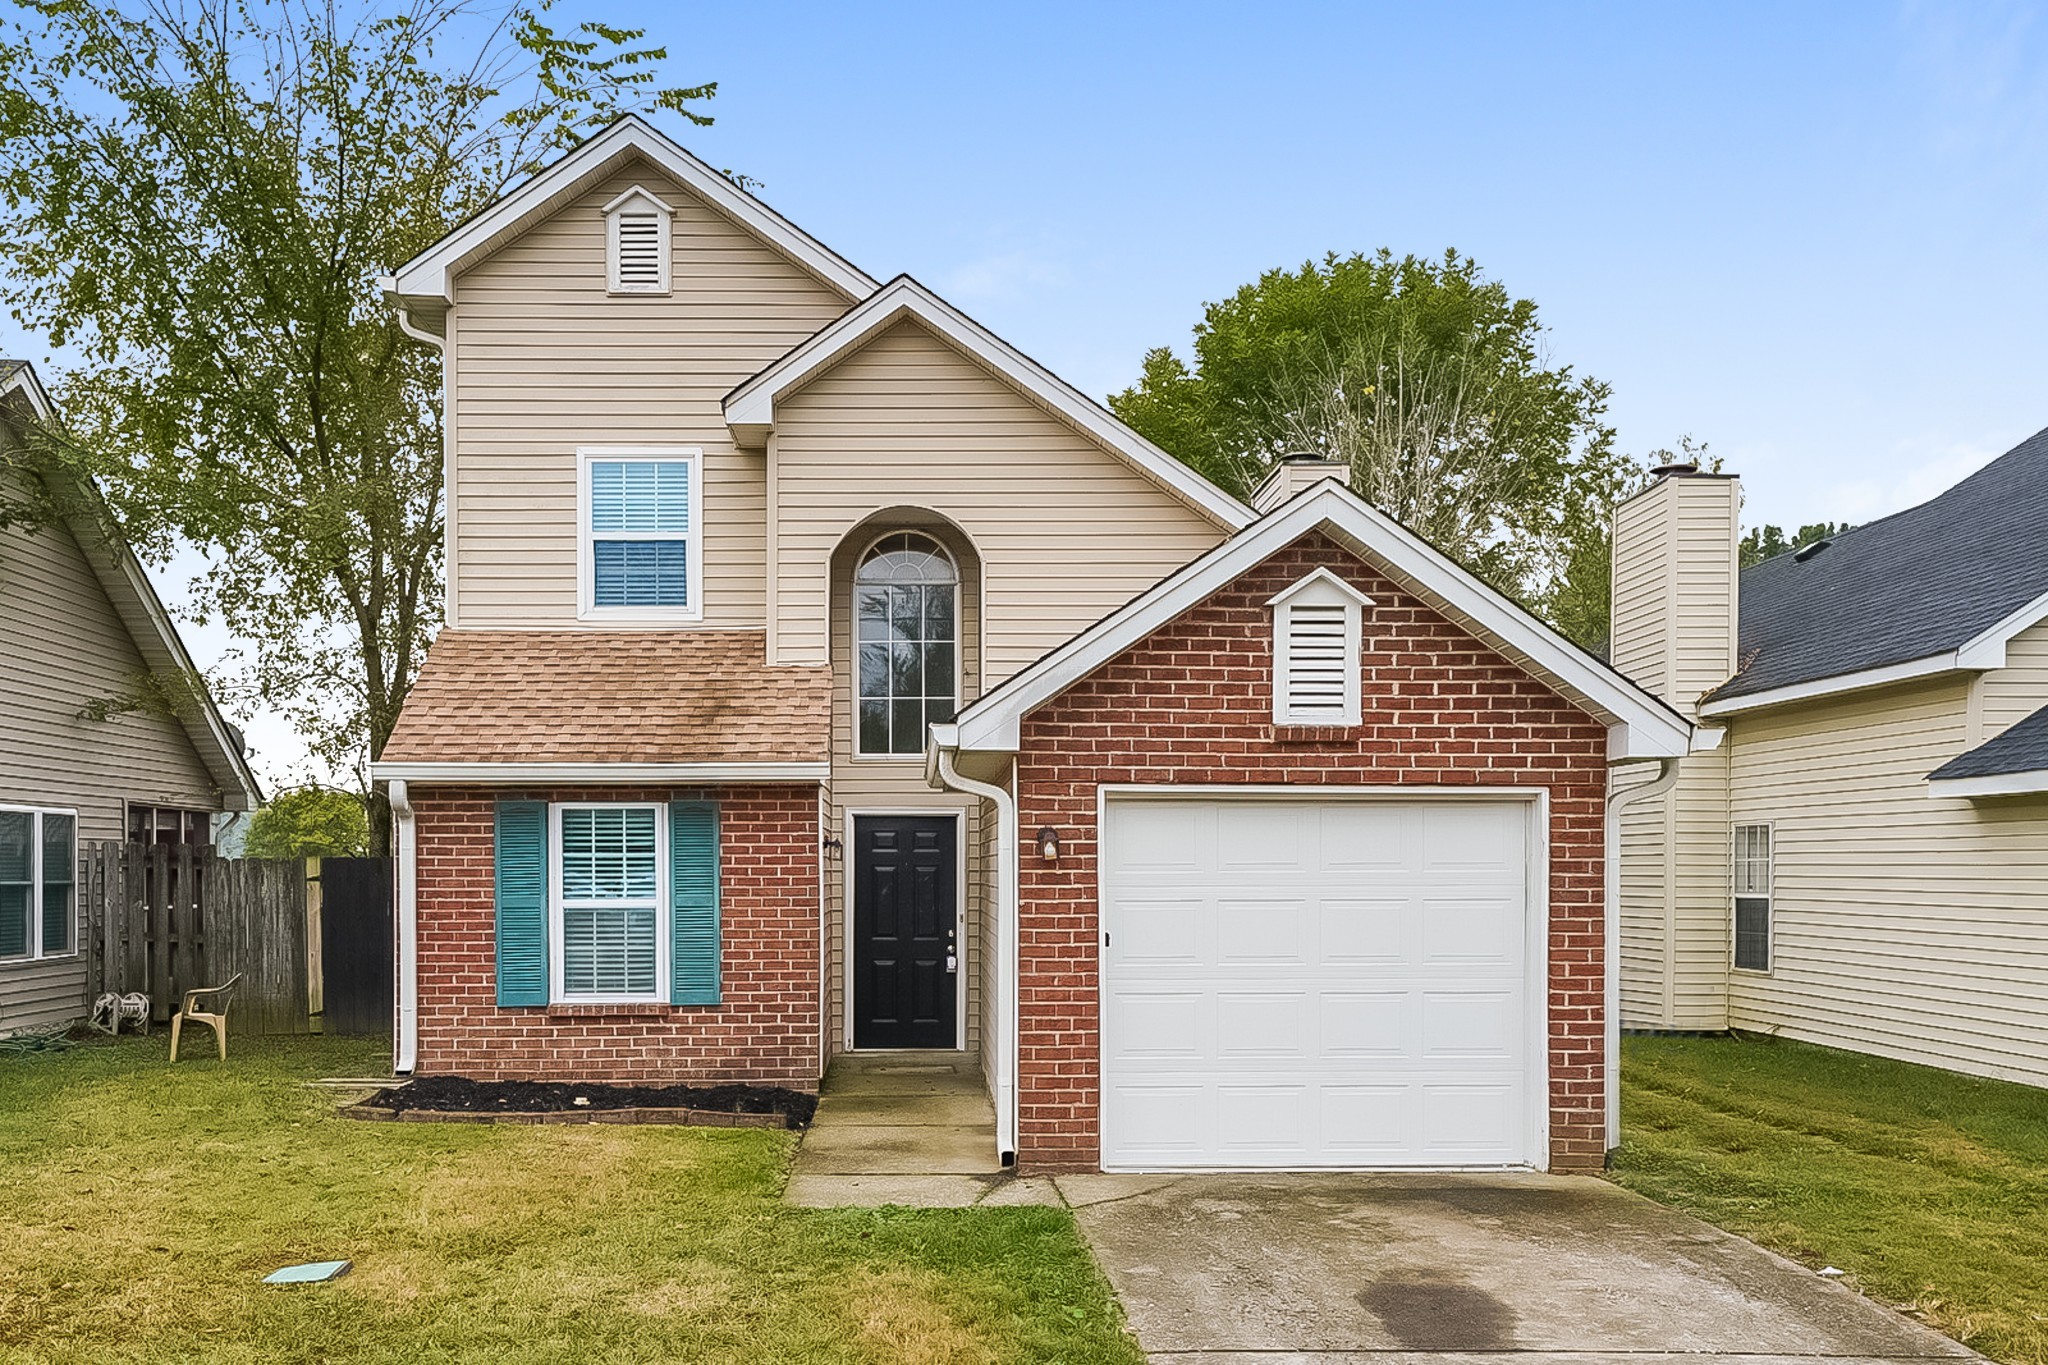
[
  {"left": 1011, "top": 532, "right": 1610, "bottom": 1172},
  {"left": 410, "top": 783, "right": 822, "bottom": 1087}
]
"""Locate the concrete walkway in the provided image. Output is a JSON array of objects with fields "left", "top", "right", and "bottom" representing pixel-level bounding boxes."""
[
  {"left": 784, "top": 1051, "right": 1060, "bottom": 1208},
  {"left": 1062, "top": 1172, "right": 1980, "bottom": 1364}
]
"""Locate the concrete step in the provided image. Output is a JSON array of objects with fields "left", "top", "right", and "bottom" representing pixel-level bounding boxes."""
[
  {"left": 795, "top": 1120, "right": 1003, "bottom": 1175},
  {"left": 813, "top": 1092, "right": 996, "bottom": 1127}
]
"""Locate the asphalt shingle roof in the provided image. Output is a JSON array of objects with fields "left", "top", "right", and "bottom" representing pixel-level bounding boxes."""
[
  {"left": 1714, "top": 425, "right": 2048, "bottom": 701},
  {"left": 380, "top": 630, "right": 832, "bottom": 766},
  {"left": 1927, "top": 701, "right": 2048, "bottom": 781}
]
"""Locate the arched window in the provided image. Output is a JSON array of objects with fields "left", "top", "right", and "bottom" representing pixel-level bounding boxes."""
[{"left": 855, "top": 532, "right": 958, "bottom": 755}]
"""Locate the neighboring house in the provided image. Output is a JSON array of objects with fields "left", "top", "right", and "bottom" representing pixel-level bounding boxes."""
[
  {"left": 0, "top": 361, "right": 263, "bottom": 1032},
  {"left": 1614, "top": 434, "right": 2048, "bottom": 1087},
  {"left": 370, "top": 117, "right": 1689, "bottom": 1173}
]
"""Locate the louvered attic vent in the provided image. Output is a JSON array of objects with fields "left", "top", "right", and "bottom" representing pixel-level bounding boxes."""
[
  {"left": 1268, "top": 567, "right": 1374, "bottom": 727},
  {"left": 604, "top": 187, "right": 674, "bottom": 295}
]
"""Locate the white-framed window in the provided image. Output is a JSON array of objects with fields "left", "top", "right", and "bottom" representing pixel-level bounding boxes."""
[
  {"left": 603, "top": 186, "right": 674, "bottom": 295},
  {"left": 549, "top": 802, "right": 668, "bottom": 1003},
  {"left": 0, "top": 806, "right": 77, "bottom": 962},
  {"left": 577, "top": 447, "right": 703, "bottom": 621},
  {"left": 1267, "top": 567, "right": 1374, "bottom": 726},
  {"left": 1732, "top": 822, "right": 1772, "bottom": 973},
  {"left": 854, "top": 532, "right": 960, "bottom": 757}
]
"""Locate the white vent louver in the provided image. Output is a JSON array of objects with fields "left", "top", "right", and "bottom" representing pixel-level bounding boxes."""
[
  {"left": 1269, "top": 568, "right": 1372, "bottom": 726},
  {"left": 613, "top": 212, "right": 664, "bottom": 291}
]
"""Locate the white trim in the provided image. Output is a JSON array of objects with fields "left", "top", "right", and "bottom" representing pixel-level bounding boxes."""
[
  {"left": 1927, "top": 768, "right": 2048, "bottom": 799},
  {"left": 0, "top": 365, "right": 261, "bottom": 808},
  {"left": 841, "top": 808, "right": 970, "bottom": 1052},
  {"left": 576, "top": 447, "right": 705, "bottom": 624},
  {"left": 389, "top": 116, "right": 876, "bottom": 303},
  {"left": 1092, "top": 784, "right": 1553, "bottom": 1173},
  {"left": 604, "top": 186, "right": 673, "bottom": 296},
  {"left": 547, "top": 801, "right": 670, "bottom": 1005},
  {"left": 949, "top": 481, "right": 1691, "bottom": 761},
  {"left": 0, "top": 804, "right": 80, "bottom": 964},
  {"left": 1957, "top": 587, "right": 2048, "bottom": 668},
  {"left": 723, "top": 275, "right": 1253, "bottom": 530},
  {"left": 1699, "top": 652, "right": 1965, "bottom": 716},
  {"left": 1730, "top": 820, "right": 1775, "bottom": 976},
  {"left": 368, "top": 761, "right": 828, "bottom": 784}
]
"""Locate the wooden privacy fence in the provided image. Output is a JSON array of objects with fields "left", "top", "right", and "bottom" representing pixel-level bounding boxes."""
[{"left": 81, "top": 843, "right": 393, "bottom": 1038}]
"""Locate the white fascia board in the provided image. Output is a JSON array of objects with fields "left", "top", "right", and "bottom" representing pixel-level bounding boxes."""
[
  {"left": 369, "top": 761, "right": 829, "bottom": 785},
  {"left": 722, "top": 276, "right": 1254, "bottom": 530},
  {"left": 1698, "top": 651, "right": 1963, "bottom": 717},
  {"left": 1957, "top": 587, "right": 2048, "bottom": 668},
  {"left": 1927, "top": 768, "right": 2048, "bottom": 799},
  {"left": 389, "top": 116, "right": 877, "bottom": 304},
  {"left": 953, "top": 480, "right": 1691, "bottom": 760},
  {"left": 0, "top": 361, "right": 55, "bottom": 419}
]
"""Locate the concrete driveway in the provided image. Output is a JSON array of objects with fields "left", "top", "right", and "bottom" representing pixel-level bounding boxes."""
[{"left": 1057, "top": 1172, "right": 1978, "bottom": 1364}]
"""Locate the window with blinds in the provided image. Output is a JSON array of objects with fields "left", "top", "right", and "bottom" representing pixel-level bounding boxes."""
[
  {"left": 554, "top": 804, "right": 662, "bottom": 1000},
  {"left": 1269, "top": 568, "right": 1372, "bottom": 726},
  {"left": 0, "top": 807, "right": 75, "bottom": 961},
  {"left": 1732, "top": 822, "right": 1772, "bottom": 972},
  {"left": 580, "top": 451, "right": 698, "bottom": 617}
]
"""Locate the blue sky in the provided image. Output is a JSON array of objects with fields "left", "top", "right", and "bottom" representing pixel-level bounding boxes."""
[{"left": 6, "top": 1, "right": 2045, "bottom": 784}]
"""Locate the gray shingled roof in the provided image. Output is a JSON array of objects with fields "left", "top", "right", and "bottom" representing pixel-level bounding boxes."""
[
  {"left": 1928, "top": 701, "right": 2048, "bottom": 781},
  {"left": 1713, "top": 424, "right": 2048, "bottom": 701}
]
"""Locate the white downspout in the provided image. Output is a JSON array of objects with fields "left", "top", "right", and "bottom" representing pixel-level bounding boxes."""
[
  {"left": 934, "top": 745, "right": 1018, "bottom": 1165},
  {"left": 1604, "top": 755, "right": 1681, "bottom": 1156},
  {"left": 389, "top": 778, "right": 419, "bottom": 1075}
]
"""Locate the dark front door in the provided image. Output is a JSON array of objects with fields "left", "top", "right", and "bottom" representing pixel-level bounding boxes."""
[{"left": 853, "top": 815, "right": 958, "bottom": 1049}]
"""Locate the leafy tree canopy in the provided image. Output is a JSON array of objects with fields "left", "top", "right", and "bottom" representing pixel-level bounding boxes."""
[
  {"left": 245, "top": 786, "right": 370, "bottom": 859},
  {"left": 1110, "top": 250, "right": 1644, "bottom": 649},
  {"left": 1741, "top": 521, "right": 1853, "bottom": 568},
  {"left": 0, "top": 0, "right": 715, "bottom": 849}
]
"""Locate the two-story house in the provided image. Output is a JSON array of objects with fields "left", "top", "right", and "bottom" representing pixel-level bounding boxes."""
[{"left": 371, "top": 117, "right": 1690, "bottom": 1173}]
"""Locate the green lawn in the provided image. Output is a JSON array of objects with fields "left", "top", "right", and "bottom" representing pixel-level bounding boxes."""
[
  {"left": 1612, "top": 1033, "right": 2048, "bottom": 1365},
  {"left": 0, "top": 1034, "right": 1140, "bottom": 1364}
]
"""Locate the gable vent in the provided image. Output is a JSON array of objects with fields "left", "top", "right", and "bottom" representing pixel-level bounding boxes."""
[
  {"left": 1269, "top": 567, "right": 1371, "bottom": 727},
  {"left": 1284, "top": 604, "right": 1350, "bottom": 714},
  {"left": 614, "top": 213, "right": 664, "bottom": 290}
]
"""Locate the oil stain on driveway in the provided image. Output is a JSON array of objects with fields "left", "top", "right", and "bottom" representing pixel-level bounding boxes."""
[{"left": 1054, "top": 1171, "right": 1980, "bottom": 1364}]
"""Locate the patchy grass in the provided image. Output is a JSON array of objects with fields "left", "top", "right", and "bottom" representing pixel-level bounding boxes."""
[
  {"left": 0, "top": 1034, "right": 1140, "bottom": 1364},
  {"left": 1612, "top": 1033, "right": 2048, "bottom": 1364}
]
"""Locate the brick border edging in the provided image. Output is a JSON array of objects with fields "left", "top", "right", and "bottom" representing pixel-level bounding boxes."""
[{"left": 339, "top": 1102, "right": 793, "bottom": 1129}]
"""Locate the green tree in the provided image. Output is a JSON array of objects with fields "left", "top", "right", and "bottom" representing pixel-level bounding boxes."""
[
  {"left": 1111, "top": 250, "right": 1638, "bottom": 646},
  {"left": 245, "top": 786, "right": 371, "bottom": 859},
  {"left": 0, "top": 0, "right": 716, "bottom": 851},
  {"left": 1741, "top": 521, "right": 1853, "bottom": 568}
]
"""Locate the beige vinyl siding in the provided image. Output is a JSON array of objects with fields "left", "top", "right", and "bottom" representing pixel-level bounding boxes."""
[
  {"left": 448, "top": 159, "right": 850, "bottom": 627},
  {"left": 1610, "top": 475, "right": 1740, "bottom": 1029},
  {"left": 768, "top": 319, "right": 1228, "bottom": 674},
  {"left": 1977, "top": 619, "right": 2048, "bottom": 740},
  {"left": 1726, "top": 676, "right": 2048, "bottom": 1086},
  {"left": 0, "top": 466, "right": 222, "bottom": 1031}
]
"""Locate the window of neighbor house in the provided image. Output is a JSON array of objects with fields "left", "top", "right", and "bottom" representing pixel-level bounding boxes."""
[
  {"left": 1733, "top": 822, "right": 1772, "bottom": 972},
  {"left": 579, "top": 449, "right": 701, "bottom": 619},
  {"left": 551, "top": 803, "right": 666, "bottom": 1001},
  {"left": 0, "top": 806, "right": 76, "bottom": 961},
  {"left": 855, "top": 532, "right": 959, "bottom": 757}
]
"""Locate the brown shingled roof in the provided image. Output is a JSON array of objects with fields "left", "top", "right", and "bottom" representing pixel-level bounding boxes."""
[{"left": 380, "top": 630, "right": 831, "bottom": 765}]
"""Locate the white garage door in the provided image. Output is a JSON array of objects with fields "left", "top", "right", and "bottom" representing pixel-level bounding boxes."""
[{"left": 1100, "top": 796, "right": 1539, "bottom": 1170}]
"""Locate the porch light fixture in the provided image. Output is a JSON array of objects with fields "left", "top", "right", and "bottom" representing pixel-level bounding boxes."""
[
  {"left": 1037, "top": 826, "right": 1060, "bottom": 863},
  {"left": 821, "top": 833, "right": 843, "bottom": 858}
]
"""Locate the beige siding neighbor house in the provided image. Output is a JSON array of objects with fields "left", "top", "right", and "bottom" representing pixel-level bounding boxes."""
[
  {"left": 0, "top": 362, "right": 262, "bottom": 1032},
  {"left": 370, "top": 116, "right": 1691, "bottom": 1173},
  {"left": 1614, "top": 432, "right": 2048, "bottom": 1087}
]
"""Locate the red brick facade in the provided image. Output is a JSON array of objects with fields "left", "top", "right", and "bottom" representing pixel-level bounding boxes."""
[
  {"left": 410, "top": 783, "right": 822, "bottom": 1087},
  {"left": 1010, "top": 532, "right": 1611, "bottom": 1173}
]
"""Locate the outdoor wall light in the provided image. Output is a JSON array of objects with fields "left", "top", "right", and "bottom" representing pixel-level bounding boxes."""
[
  {"left": 821, "top": 833, "right": 843, "bottom": 858},
  {"left": 1037, "top": 826, "right": 1061, "bottom": 863}
]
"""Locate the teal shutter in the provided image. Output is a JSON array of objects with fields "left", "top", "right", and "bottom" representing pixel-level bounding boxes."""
[
  {"left": 670, "top": 801, "right": 721, "bottom": 1005},
  {"left": 494, "top": 801, "right": 549, "bottom": 1007}
]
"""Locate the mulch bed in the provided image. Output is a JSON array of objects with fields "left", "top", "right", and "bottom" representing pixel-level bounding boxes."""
[{"left": 350, "top": 1075, "right": 818, "bottom": 1130}]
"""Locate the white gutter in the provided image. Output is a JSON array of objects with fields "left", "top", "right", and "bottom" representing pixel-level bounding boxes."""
[
  {"left": 369, "top": 760, "right": 829, "bottom": 784},
  {"left": 1603, "top": 756, "right": 1682, "bottom": 1155},
  {"left": 932, "top": 741, "right": 1018, "bottom": 1165},
  {"left": 389, "top": 778, "right": 419, "bottom": 1075}
]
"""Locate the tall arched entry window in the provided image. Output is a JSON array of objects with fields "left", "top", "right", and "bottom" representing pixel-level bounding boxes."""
[{"left": 855, "top": 532, "right": 958, "bottom": 755}]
